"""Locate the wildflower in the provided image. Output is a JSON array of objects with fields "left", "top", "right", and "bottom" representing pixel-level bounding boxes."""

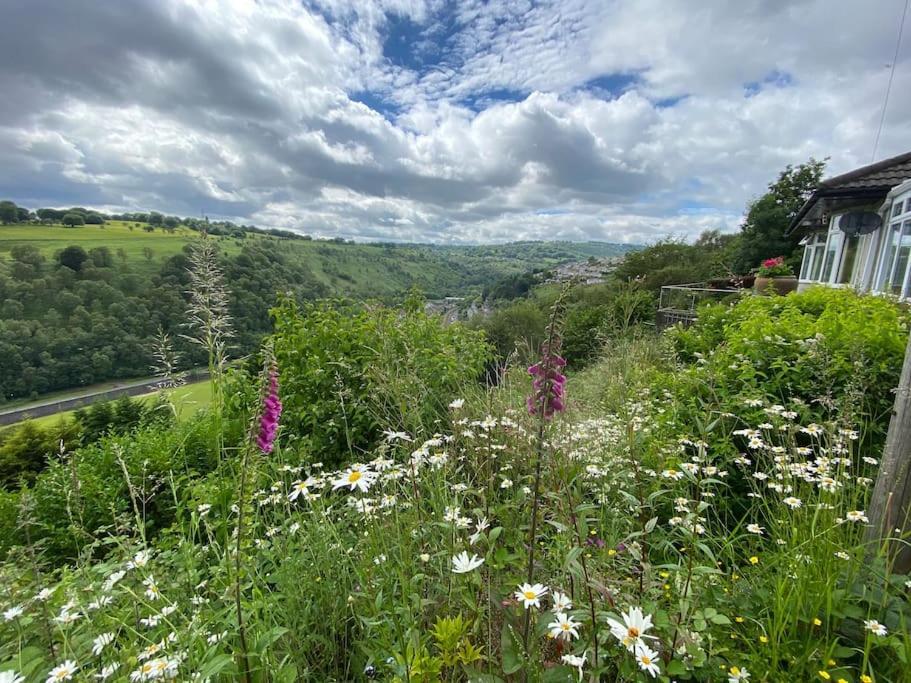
[
  {"left": 548, "top": 612, "right": 581, "bottom": 641},
  {"left": 561, "top": 653, "right": 585, "bottom": 680},
  {"left": 448, "top": 398, "right": 465, "bottom": 410},
  {"left": 783, "top": 496, "right": 802, "bottom": 509},
  {"left": 34, "top": 587, "right": 55, "bottom": 601},
  {"left": 3, "top": 605, "right": 24, "bottom": 621},
  {"left": 104, "top": 570, "right": 127, "bottom": 591},
  {"left": 96, "top": 663, "right": 120, "bottom": 681},
  {"left": 864, "top": 619, "right": 887, "bottom": 636},
  {"left": 526, "top": 350, "right": 567, "bottom": 419},
  {"left": 514, "top": 583, "right": 548, "bottom": 609},
  {"left": 551, "top": 590, "right": 573, "bottom": 613},
  {"left": 861, "top": 676, "right": 873, "bottom": 683},
  {"left": 92, "top": 632, "right": 115, "bottom": 656},
  {"left": 846, "top": 510, "right": 869, "bottom": 523},
  {"left": 746, "top": 523, "right": 764, "bottom": 535},
  {"left": 819, "top": 672, "right": 830, "bottom": 680},
  {"left": 382, "top": 430, "right": 412, "bottom": 442},
  {"left": 469, "top": 517, "right": 490, "bottom": 544},
  {"left": 128, "top": 549, "right": 151, "bottom": 569},
  {"left": 634, "top": 644, "right": 661, "bottom": 678},
  {"left": 749, "top": 556, "right": 759, "bottom": 565},
  {"left": 451, "top": 552, "right": 484, "bottom": 574},
  {"left": 607, "top": 606, "right": 656, "bottom": 651},
  {"left": 834, "top": 551, "right": 850, "bottom": 560},
  {"left": 812, "top": 617, "right": 822, "bottom": 626},
  {"left": 1, "top": 673, "right": 25, "bottom": 683},
  {"left": 500, "top": 478, "right": 513, "bottom": 489},
  {"left": 728, "top": 666, "right": 751, "bottom": 682},
  {"left": 332, "top": 465, "right": 376, "bottom": 493},
  {"left": 288, "top": 479, "right": 315, "bottom": 502},
  {"left": 143, "top": 576, "right": 161, "bottom": 600},
  {"left": 255, "top": 368, "right": 282, "bottom": 453},
  {"left": 419, "top": 553, "right": 430, "bottom": 563},
  {"left": 46, "top": 661, "right": 78, "bottom": 682}
]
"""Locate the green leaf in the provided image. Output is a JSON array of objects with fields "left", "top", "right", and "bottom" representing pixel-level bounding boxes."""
[{"left": 500, "top": 622, "right": 523, "bottom": 675}]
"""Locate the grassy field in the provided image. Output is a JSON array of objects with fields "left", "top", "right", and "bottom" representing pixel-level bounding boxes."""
[
  {"left": 17, "top": 380, "right": 211, "bottom": 429},
  {"left": 0, "top": 220, "right": 247, "bottom": 276}
]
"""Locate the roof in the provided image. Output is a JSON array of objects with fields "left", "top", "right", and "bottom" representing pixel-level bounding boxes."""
[{"left": 787, "top": 150, "right": 911, "bottom": 235}]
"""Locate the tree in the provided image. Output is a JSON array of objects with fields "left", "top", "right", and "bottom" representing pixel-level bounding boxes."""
[
  {"left": 84, "top": 212, "right": 105, "bottom": 225},
  {"left": 89, "top": 246, "right": 114, "bottom": 268},
  {"left": 143, "top": 247, "right": 155, "bottom": 261},
  {"left": 733, "top": 158, "right": 826, "bottom": 273},
  {"left": 148, "top": 212, "right": 163, "bottom": 226},
  {"left": 62, "top": 212, "right": 85, "bottom": 227},
  {"left": 37, "top": 208, "right": 65, "bottom": 221},
  {"left": 0, "top": 200, "right": 18, "bottom": 224},
  {"left": 58, "top": 245, "right": 89, "bottom": 271},
  {"left": 16, "top": 207, "right": 30, "bottom": 222}
]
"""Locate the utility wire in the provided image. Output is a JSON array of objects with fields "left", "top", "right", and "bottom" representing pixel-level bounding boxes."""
[{"left": 872, "top": 0, "right": 909, "bottom": 162}]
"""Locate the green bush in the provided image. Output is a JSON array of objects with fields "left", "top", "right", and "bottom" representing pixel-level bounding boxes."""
[
  {"left": 0, "top": 413, "right": 218, "bottom": 561},
  {"left": 272, "top": 295, "right": 491, "bottom": 467},
  {"left": 668, "top": 286, "right": 910, "bottom": 448}
]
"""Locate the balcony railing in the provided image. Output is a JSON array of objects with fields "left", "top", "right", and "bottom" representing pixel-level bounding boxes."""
[{"left": 657, "top": 282, "right": 747, "bottom": 330}]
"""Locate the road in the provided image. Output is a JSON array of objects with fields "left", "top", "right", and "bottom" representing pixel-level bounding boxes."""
[{"left": 0, "top": 374, "right": 208, "bottom": 427}]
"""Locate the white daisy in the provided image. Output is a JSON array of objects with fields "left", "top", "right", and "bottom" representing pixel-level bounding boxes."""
[
  {"left": 607, "top": 606, "right": 656, "bottom": 651},
  {"left": 514, "top": 583, "right": 548, "bottom": 609},
  {"left": 547, "top": 612, "right": 581, "bottom": 641},
  {"left": 451, "top": 551, "right": 484, "bottom": 574},
  {"left": 46, "top": 661, "right": 78, "bottom": 683}
]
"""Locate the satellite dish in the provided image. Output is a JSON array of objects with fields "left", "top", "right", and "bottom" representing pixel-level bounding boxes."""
[{"left": 839, "top": 211, "right": 881, "bottom": 236}]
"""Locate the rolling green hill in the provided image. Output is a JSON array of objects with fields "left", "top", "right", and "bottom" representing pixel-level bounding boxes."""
[
  {"left": 0, "top": 217, "right": 638, "bottom": 402},
  {"left": 0, "top": 221, "right": 635, "bottom": 298}
]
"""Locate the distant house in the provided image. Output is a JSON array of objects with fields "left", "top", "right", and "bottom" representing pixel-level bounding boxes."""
[{"left": 788, "top": 151, "right": 911, "bottom": 295}]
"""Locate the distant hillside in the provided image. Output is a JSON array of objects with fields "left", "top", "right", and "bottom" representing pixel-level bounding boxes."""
[{"left": 0, "top": 217, "right": 639, "bottom": 401}]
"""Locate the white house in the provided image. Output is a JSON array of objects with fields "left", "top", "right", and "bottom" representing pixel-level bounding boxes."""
[{"left": 788, "top": 151, "right": 911, "bottom": 296}]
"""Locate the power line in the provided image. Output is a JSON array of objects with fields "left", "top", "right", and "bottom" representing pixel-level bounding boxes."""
[{"left": 872, "top": 0, "right": 909, "bottom": 162}]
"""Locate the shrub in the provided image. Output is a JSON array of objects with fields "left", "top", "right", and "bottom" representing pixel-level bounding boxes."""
[
  {"left": 272, "top": 295, "right": 491, "bottom": 466},
  {"left": 667, "top": 286, "right": 910, "bottom": 449}
]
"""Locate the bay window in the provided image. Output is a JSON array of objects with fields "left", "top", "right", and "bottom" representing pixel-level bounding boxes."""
[{"left": 874, "top": 190, "right": 911, "bottom": 297}]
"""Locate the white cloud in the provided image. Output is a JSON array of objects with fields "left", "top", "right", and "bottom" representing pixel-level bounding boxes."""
[{"left": 0, "top": 0, "right": 908, "bottom": 243}]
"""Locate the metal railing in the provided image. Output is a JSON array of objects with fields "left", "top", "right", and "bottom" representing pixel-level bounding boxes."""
[{"left": 657, "top": 282, "right": 747, "bottom": 330}]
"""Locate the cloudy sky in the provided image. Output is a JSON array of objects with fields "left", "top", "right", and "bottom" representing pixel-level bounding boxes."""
[{"left": 1, "top": 0, "right": 909, "bottom": 244}]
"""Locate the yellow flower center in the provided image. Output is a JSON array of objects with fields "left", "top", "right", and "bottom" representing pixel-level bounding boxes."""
[
  {"left": 627, "top": 626, "right": 640, "bottom": 638},
  {"left": 348, "top": 471, "right": 362, "bottom": 483},
  {"left": 641, "top": 655, "right": 652, "bottom": 665},
  {"left": 561, "top": 623, "right": 570, "bottom": 630},
  {"left": 523, "top": 590, "right": 536, "bottom": 600}
]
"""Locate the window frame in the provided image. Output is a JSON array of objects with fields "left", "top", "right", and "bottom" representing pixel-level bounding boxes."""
[{"left": 873, "top": 188, "right": 911, "bottom": 298}]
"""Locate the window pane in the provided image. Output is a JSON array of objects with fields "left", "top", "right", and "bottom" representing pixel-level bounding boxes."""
[
  {"left": 890, "top": 222, "right": 911, "bottom": 295},
  {"left": 820, "top": 231, "right": 843, "bottom": 283},
  {"left": 838, "top": 234, "right": 859, "bottom": 284},
  {"left": 809, "top": 244, "right": 824, "bottom": 280},
  {"left": 877, "top": 224, "right": 901, "bottom": 291}
]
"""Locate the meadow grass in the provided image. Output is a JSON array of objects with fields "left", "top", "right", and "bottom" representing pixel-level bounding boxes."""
[{"left": 4, "top": 380, "right": 212, "bottom": 430}]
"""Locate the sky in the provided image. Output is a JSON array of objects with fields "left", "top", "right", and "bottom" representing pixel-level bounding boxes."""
[{"left": 0, "top": 0, "right": 909, "bottom": 245}]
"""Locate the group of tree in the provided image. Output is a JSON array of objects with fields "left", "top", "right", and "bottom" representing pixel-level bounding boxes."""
[
  {"left": 0, "top": 237, "right": 331, "bottom": 401},
  {"left": 0, "top": 394, "right": 169, "bottom": 488},
  {"left": 0, "top": 199, "right": 315, "bottom": 241}
]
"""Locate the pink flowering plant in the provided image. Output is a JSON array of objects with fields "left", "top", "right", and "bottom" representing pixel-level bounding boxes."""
[{"left": 756, "top": 256, "right": 793, "bottom": 277}]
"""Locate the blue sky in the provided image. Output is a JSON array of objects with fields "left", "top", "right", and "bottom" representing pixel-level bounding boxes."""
[{"left": 0, "top": 0, "right": 908, "bottom": 244}]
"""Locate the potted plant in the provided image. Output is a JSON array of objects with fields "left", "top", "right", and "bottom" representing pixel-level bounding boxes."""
[{"left": 753, "top": 256, "right": 797, "bottom": 295}]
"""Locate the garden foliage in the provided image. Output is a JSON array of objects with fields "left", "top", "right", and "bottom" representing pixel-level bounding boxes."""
[{"left": 271, "top": 293, "right": 491, "bottom": 466}]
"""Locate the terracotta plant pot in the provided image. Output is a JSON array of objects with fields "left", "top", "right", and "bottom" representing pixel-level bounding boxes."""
[{"left": 753, "top": 276, "right": 798, "bottom": 296}]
